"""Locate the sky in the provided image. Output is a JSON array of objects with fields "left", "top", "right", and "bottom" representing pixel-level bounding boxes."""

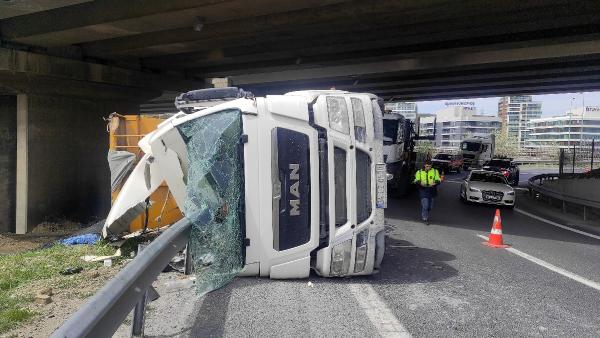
[{"left": 416, "top": 91, "right": 600, "bottom": 117}]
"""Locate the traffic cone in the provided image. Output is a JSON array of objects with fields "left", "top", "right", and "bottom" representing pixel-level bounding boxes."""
[{"left": 483, "top": 209, "right": 510, "bottom": 248}]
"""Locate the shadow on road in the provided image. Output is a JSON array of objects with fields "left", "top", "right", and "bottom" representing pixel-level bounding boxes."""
[
  {"left": 187, "top": 282, "right": 235, "bottom": 338},
  {"left": 367, "top": 237, "right": 458, "bottom": 284}
]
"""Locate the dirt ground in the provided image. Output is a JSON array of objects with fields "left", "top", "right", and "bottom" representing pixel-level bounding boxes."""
[
  {"left": 0, "top": 234, "right": 55, "bottom": 255},
  {"left": 0, "top": 221, "right": 84, "bottom": 255},
  {"left": 2, "top": 265, "right": 124, "bottom": 338}
]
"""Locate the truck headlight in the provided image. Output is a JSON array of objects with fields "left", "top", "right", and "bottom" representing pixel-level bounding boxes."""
[
  {"left": 331, "top": 239, "right": 352, "bottom": 276},
  {"left": 506, "top": 191, "right": 515, "bottom": 196},
  {"left": 354, "top": 229, "right": 369, "bottom": 273},
  {"left": 326, "top": 97, "right": 349, "bottom": 134}
]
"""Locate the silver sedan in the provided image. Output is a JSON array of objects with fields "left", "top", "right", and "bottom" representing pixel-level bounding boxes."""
[{"left": 460, "top": 170, "right": 515, "bottom": 208}]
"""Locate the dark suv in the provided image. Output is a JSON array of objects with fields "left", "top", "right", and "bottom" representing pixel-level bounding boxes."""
[
  {"left": 432, "top": 153, "right": 463, "bottom": 174},
  {"left": 482, "top": 158, "right": 520, "bottom": 186}
]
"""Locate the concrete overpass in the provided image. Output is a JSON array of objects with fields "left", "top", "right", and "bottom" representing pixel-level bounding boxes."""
[{"left": 2, "top": 0, "right": 600, "bottom": 233}]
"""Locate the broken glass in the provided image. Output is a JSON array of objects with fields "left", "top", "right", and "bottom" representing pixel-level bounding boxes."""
[{"left": 176, "top": 109, "right": 245, "bottom": 296}]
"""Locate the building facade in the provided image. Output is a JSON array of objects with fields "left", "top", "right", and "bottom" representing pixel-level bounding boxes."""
[
  {"left": 420, "top": 103, "right": 501, "bottom": 151},
  {"left": 384, "top": 101, "right": 418, "bottom": 121},
  {"left": 498, "top": 96, "right": 542, "bottom": 147},
  {"left": 527, "top": 106, "right": 600, "bottom": 149}
]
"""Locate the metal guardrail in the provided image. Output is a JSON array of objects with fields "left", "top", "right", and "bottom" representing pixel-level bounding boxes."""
[
  {"left": 51, "top": 218, "right": 192, "bottom": 338},
  {"left": 528, "top": 174, "right": 600, "bottom": 218}
]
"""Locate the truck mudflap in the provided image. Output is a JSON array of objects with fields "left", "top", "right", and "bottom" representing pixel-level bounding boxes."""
[{"left": 103, "top": 153, "right": 164, "bottom": 237}]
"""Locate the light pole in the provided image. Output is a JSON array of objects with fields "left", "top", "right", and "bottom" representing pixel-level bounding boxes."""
[
  {"left": 580, "top": 92, "right": 585, "bottom": 147},
  {"left": 568, "top": 96, "right": 575, "bottom": 147}
]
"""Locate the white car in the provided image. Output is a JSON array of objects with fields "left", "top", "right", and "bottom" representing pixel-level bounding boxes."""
[{"left": 460, "top": 170, "right": 515, "bottom": 208}]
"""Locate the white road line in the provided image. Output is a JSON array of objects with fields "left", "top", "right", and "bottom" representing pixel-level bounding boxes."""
[
  {"left": 348, "top": 284, "right": 412, "bottom": 338},
  {"left": 476, "top": 234, "right": 600, "bottom": 292},
  {"left": 514, "top": 208, "right": 600, "bottom": 240}
]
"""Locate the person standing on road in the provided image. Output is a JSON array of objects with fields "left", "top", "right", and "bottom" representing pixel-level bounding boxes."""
[{"left": 414, "top": 159, "right": 441, "bottom": 224}]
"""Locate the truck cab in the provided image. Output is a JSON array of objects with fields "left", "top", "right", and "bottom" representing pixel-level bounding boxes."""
[
  {"left": 460, "top": 135, "right": 495, "bottom": 169},
  {"left": 103, "top": 88, "right": 387, "bottom": 279}
]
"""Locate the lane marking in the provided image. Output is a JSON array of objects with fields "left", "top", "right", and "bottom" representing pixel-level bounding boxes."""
[
  {"left": 348, "top": 284, "right": 412, "bottom": 337},
  {"left": 476, "top": 234, "right": 600, "bottom": 292},
  {"left": 514, "top": 208, "right": 600, "bottom": 240}
]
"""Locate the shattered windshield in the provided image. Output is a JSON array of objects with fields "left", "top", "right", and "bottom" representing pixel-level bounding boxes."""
[{"left": 176, "top": 109, "right": 245, "bottom": 296}]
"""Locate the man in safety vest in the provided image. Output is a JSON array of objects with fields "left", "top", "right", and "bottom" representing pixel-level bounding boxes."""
[{"left": 413, "top": 159, "right": 442, "bottom": 224}]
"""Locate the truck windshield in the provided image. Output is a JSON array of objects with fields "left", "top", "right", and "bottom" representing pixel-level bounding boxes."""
[
  {"left": 383, "top": 119, "right": 399, "bottom": 145},
  {"left": 461, "top": 142, "right": 481, "bottom": 152},
  {"left": 486, "top": 160, "right": 511, "bottom": 167},
  {"left": 434, "top": 154, "right": 452, "bottom": 160},
  {"left": 176, "top": 109, "right": 245, "bottom": 296}
]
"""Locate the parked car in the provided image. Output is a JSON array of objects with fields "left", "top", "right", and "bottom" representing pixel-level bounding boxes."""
[
  {"left": 432, "top": 153, "right": 463, "bottom": 173},
  {"left": 482, "top": 158, "right": 520, "bottom": 186},
  {"left": 460, "top": 170, "right": 515, "bottom": 208}
]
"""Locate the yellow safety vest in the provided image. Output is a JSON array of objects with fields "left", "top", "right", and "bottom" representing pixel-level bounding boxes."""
[{"left": 414, "top": 168, "right": 441, "bottom": 187}]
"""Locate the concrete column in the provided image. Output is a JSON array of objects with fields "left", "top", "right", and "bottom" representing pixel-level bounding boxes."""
[
  {"left": 0, "top": 96, "right": 17, "bottom": 233},
  {"left": 16, "top": 94, "right": 28, "bottom": 234}
]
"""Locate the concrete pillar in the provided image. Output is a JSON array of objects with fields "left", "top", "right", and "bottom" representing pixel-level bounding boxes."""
[
  {"left": 0, "top": 95, "right": 17, "bottom": 233},
  {"left": 16, "top": 94, "right": 28, "bottom": 234},
  {"left": 211, "top": 78, "right": 231, "bottom": 88},
  {"left": 10, "top": 94, "right": 140, "bottom": 233}
]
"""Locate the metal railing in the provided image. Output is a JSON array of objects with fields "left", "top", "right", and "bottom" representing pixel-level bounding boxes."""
[
  {"left": 51, "top": 218, "right": 191, "bottom": 338},
  {"left": 528, "top": 173, "right": 600, "bottom": 221}
]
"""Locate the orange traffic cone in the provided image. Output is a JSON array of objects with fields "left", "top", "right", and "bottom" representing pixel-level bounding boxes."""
[{"left": 483, "top": 209, "right": 510, "bottom": 248}]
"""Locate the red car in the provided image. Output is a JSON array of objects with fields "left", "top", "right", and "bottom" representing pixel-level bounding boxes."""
[{"left": 432, "top": 153, "right": 464, "bottom": 173}]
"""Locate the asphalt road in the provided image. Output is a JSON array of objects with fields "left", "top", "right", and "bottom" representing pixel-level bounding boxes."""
[{"left": 134, "top": 169, "right": 600, "bottom": 338}]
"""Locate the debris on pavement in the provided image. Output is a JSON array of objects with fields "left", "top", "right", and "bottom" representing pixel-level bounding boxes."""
[
  {"left": 307, "top": 281, "right": 314, "bottom": 288},
  {"left": 80, "top": 248, "right": 122, "bottom": 262},
  {"left": 164, "top": 276, "right": 196, "bottom": 292}
]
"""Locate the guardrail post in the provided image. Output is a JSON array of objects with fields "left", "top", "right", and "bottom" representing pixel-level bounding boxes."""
[
  {"left": 591, "top": 139, "right": 595, "bottom": 170},
  {"left": 132, "top": 243, "right": 149, "bottom": 338},
  {"left": 559, "top": 149, "right": 564, "bottom": 175},
  {"left": 184, "top": 243, "right": 194, "bottom": 275},
  {"left": 572, "top": 145, "right": 576, "bottom": 174}
]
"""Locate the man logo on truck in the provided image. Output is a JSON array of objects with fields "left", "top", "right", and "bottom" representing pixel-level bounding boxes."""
[{"left": 289, "top": 163, "right": 300, "bottom": 216}]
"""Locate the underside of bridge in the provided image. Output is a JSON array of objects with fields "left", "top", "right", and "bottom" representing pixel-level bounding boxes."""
[
  {"left": 2, "top": 0, "right": 600, "bottom": 232},
  {"left": 3, "top": 0, "right": 600, "bottom": 100}
]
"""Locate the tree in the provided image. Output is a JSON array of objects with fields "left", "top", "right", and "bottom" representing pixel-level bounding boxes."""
[
  {"left": 415, "top": 140, "right": 436, "bottom": 159},
  {"left": 493, "top": 130, "right": 519, "bottom": 158}
]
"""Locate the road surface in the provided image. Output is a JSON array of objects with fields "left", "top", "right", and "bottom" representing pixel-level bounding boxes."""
[{"left": 134, "top": 170, "right": 600, "bottom": 338}]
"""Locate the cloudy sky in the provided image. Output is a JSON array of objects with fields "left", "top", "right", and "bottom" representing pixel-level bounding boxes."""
[{"left": 417, "top": 91, "right": 600, "bottom": 117}]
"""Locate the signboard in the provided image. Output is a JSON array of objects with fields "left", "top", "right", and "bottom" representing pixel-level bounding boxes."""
[{"left": 445, "top": 101, "right": 475, "bottom": 106}]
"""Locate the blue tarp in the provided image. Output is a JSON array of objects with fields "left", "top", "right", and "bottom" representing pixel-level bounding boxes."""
[{"left": 59, "top": 233, "right": 101, "bottom": 245}]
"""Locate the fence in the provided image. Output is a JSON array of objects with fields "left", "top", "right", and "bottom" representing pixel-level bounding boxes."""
[{"left": 559, "top": 139, "right": 599, "bottom": 175}]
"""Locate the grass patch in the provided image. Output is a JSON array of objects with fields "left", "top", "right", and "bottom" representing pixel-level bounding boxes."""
[{"left": 0, "top": 241, "right": 117, "bottom": 334}]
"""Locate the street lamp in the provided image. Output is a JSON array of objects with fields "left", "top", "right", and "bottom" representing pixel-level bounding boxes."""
[
  {"left": 580, "top": 92, "right": 585, "bottom": 147},
  {"left": 568, "top": 96, "right": 575, "bottom": 147}
]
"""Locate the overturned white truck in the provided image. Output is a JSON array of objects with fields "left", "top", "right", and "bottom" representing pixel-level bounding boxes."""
[{"left": 103, "top": 88, "right": 387, "bottom": 280}]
